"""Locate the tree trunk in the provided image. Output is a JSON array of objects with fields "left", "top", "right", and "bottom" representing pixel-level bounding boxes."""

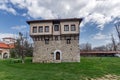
[{"left": 21, "top": 49, "right": 25, "bottom": 63}]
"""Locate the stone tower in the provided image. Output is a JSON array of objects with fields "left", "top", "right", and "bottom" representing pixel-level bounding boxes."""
[{"left": 27, "top": 18, "right": 82, "bottom": 63}]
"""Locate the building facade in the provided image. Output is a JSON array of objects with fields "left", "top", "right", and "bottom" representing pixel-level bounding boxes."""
[
  {"left": 27, "top": 18, "right": 82, "bottom": 63},
  {"left": 0, "top": 37, "right": 15, "bottom": 59}
]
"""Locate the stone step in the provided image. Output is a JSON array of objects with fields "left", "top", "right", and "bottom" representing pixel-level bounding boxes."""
[{"left": 54, "top": 60, "right": 61, "bottom": 63}]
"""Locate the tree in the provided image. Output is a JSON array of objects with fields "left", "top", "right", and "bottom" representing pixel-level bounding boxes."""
[
  {"left": 93, "top": 45, "right": 107, "bottom": 51},
  {"left": 23, "top": 40, "right": 33, "bottom": 57},
  {"left": 14, "top": 39, "right": 21, "bottom": 58},
  {"left": 115, "top": 21, "right": 120, "bottom": 42},
  {"left": 106, "top": 43, "right": 113, "bottom": 51},
  {"left": 114, "top": 21, "right": 120, "bottom": 51},
  {"left": 10, "top": 48, "right": 16, "bottom": 58},
  {"left": 13, "top": 32, "right": 33, "bottom": 63},
  {"left": 111, "top": 34, "right": 117, "bottom": 51},
  {"left": 80, "top": 42, "right": 92, "bottom": 51}
]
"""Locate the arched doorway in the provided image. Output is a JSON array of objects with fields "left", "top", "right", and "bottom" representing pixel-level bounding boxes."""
[
  {"left": 3, "top": 53, "right": 8, "bottom": 59},
  {"left": 56, "top": 52, "right": 60, "bottom": 60},
  {"left": 54, "top": 50, "right": 62, "bottom": 60}
]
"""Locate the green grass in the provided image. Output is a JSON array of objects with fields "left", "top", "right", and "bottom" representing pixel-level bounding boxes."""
[{"left": 0, "top": 57, "right": 120, "bottom": 80}]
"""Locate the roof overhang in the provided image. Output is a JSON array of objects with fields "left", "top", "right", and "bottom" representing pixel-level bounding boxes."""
[{"left": 26, "top": 18, "right": 83, "bottom": 25}]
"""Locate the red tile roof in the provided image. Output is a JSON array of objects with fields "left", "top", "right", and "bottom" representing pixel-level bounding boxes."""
[
  {"left": 0, "top": 42, "right": 14, "bottom": 49},
  {"left": 8, "top": 43, "right": 15, "bottom": 48}
]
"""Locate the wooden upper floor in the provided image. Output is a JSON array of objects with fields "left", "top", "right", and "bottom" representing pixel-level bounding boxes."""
[{"left": 27, "top": 18, "right": 82, "bottom": 36}]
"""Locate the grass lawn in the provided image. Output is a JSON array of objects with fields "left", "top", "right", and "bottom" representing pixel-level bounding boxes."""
[{"left": 0, "top": 57, "right": 120, "bottom": 80}]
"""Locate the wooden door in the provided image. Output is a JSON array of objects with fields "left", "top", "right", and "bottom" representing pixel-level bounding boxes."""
[{"left": 56, "top": 52, "right": 60, "bottom": 60}]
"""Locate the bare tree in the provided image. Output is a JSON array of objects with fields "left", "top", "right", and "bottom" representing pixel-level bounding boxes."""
[
  {"left": 111, "top": 34, "right": 117, "bottom": 51},
  {"left": 80, "top": 42, "right": 92, "bottom": 51},
  {"left": 14, "top": 39, "right": 21, "bottom": 58},
  {"left": 115, "top": 21, "right": 120, "bottom": 42},
  {"left": 19, "top": 32, "right": 25, "bottom": 63},
  {"left": 12, "top": 32, "right": 33, "bottom": 63},
  {"left": 106, "top": 43, "right": 113, "bottom": 51},
  {"left": 114, "top": 21, "right": 120, "bottom": 51},
  {"left": 93, "top": 45, "right": 107, "bottom": 51}
]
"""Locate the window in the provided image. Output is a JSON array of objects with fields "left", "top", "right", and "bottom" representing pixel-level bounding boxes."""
[
  {"left": 41, "top": 37, "right": 43, "bottom": 41},
  {"left": 45, "top": 39, "right": 49, "bottom": 44},
  {"left": 66, "top": 39, "right": 71, "bottom": 44},
  {"left": 71, "top": 24, "right": 76, "bottom": 31},
  {"left": 64, "top": 25, "right": 69, "bottom": 31},
  {"left": 39, "top": 26, "right": 43, "bottom": 33},
  {"left": 35, "top": 37, "right": 37, "bottom": 41},
  {"left": 55, "top": 36, "right": 58, "bottom": 41},
  {"left": 45, "top": 26, "right": 49, "bottom": 32},
  {"left": 38, "top": 37, "right": 40, "bottom": 41},
  {"left": 33, "top": 26, "right": 37, "bottom": 33},
  {"left": 54, "top": 25, "right": 59, "bottom": 31}
]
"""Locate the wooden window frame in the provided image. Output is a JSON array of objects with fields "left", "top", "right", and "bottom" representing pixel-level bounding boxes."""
[
  {"left": 45, "top": 39, "right": 49, "bottom": 44},
  {"left": 54, "top": 24, "right": 59, "bottom": 31},
  {"left": 45, "top": 26, "right": 49, "bottom": 32},
  {"left": 66, "top": 39, "right": 71, "bottom": 44},
  {"left": 64, "top": 25, "right": 69, "bottom": 31},
  {"left": 33, "top": 26, "right": 37, "bottom": 33},
  {"left": 39, "top": 26, "right": 43, "bottom": 33},
  {"left": 71, "top": 24, "right": 76, "bottom": 31}
]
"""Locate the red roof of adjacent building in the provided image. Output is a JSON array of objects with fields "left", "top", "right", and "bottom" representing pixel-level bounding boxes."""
[
  {"left": 0, "top": 42, "right": 14, "bottom": 49},
  {"left": 8, "top": 43, "right": 15, "bottom": 48},
  {"left": 80, "top": 51, "right": 120, "bottom": 54}
]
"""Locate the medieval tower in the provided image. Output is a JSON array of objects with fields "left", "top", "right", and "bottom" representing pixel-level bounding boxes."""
[{"left": 27, "top": 18, "right": 82, "bottom": 63}]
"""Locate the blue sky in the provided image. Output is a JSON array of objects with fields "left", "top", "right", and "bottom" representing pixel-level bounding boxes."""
[{"left": 0, "top": 0, "right": 120, "bottom": 47}]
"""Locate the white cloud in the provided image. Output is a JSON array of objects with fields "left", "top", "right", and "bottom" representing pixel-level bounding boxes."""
[
  {"left": 0, "top": 0, "right": 120, "bottom": 30},
  {"left": 92, "top": 32, "right": 110, "bottom": 40},
  {"left": 9, "top": 0, "right": 26, "bottom": 9},
  {"left": 91, "top": 32, "right": 112, "bottom": 47},
  {"left": 83, "top": 13, "right": 112, "bottom": 30},
  {"left": 0, "top": 3, "right": 17, "bottom": 15},
  {"left": 22, "top": 13, "right": 27, "bottom": 17},
  {"left": 11, "top": 25, "right": 27, "bottom": 30},
  {"left": 0, "top": 33, "right": 17, "bottom": 41}
]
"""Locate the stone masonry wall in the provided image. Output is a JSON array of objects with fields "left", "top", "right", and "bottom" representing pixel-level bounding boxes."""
[{"left": 33, "top": 36, "right": 80, "bottom": 63}]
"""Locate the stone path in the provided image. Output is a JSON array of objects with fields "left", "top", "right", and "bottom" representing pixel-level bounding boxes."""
[{"left": 86, "top": 74, "right": 120, "bottom": 80}]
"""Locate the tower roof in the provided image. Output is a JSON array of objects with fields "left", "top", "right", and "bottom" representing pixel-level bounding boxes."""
[{"left": 27, "top": 18, "right": 83, "bottom": 24}]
